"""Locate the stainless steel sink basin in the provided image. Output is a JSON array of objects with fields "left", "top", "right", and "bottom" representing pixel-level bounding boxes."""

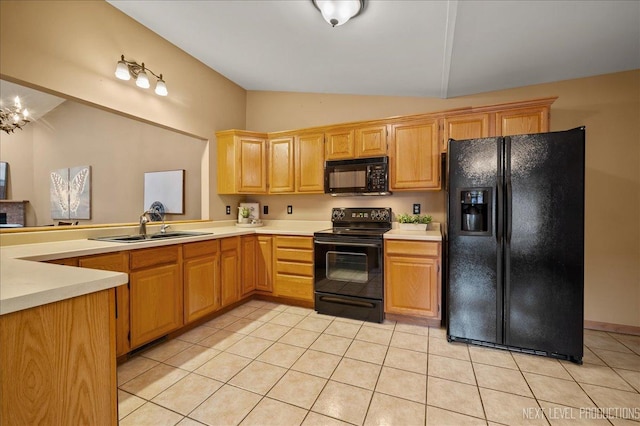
[{"left": 90, "top": 231, "right": 213, "bottom": 243}]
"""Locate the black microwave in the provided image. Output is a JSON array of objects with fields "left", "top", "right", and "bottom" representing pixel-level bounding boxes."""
[{"left": 324, "top": 156, "right": 391, "bottom": 196}]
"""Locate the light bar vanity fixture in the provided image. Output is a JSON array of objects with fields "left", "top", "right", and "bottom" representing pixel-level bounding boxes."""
[
  {"left": 114, "top": 55, "right": 168, "bottom": 96},
  {"left": 0, "top": 96, "right": 30, "bottom": 134},
  {"left": 312, "top": 0, "right": 364, "bottom": 27}
]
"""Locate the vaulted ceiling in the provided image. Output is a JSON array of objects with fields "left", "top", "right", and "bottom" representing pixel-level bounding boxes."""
[{"left": 54, "top": 1, "right": 640, "bottom": 99}]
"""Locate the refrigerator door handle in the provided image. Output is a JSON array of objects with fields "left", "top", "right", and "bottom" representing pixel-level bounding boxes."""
[
  {"left": 496, "top": 181, "right": 503, "bottom": 243},
  {"left": 506, "top": 179, "right": 512, "bottom": 243}
]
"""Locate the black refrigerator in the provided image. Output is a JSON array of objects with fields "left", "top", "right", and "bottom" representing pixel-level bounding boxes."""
[{"left": 446, "top": 127, "right": 585, "bottom": 364}]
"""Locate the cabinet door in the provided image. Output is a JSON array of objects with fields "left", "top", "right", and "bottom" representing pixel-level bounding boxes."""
[
  {"left": 269, "top": 136, "right": 295, "bottom": 193},
  {"left": 443, "top": 113, "right": 490, "bottom": 151},
  {"left": 325, "top": 128, "right": 355, "bottom": 160},
  {"left": 355, "top": 124, "right": 387, "bottom": 158},
  {"left": 256, "top": 235, "right": 273, "bottom": 293},
  {"left": 220, "top": 237, "right": 240, "bottom": 307},
  {"left": 296, "top": 133, "right": 325, "bottom": 193},
  {"left": 241, "top": 235, "right": 257, "bottom": 296},
  {"left": 184, "top": 255, "right": 220, "bottom": 324},
  {"left": 238, "top": 136, "right": 267, "bottom": 193},
  {"left": 130, "top": 263, "right": 183, "bottom": 348},
  {"left": 389, "top": 120, "right": 440, "bottom": 190},
  {"left": 79, "top": 252, "right": 130, "bottom": 357},
  {"left": 495, "top": 106, "right": 549, "bottom": 136},
  {"left": 385, "top": 255, "right": 440, "bottom": 318}
]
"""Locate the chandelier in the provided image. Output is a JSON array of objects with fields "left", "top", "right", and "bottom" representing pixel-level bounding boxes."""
[
  {"left": 0, "top": 96, "right": 30, "bottom": 134},
  {"left": 115, "top": 55, "right": 168, "bottom": 96}
]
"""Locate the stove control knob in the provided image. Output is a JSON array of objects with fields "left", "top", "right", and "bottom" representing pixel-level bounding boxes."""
[
  {"left": 370, "top": 210, "right": 379, "bottom": 220},
  {"left": 380, "top": 210, "right": 390, "bottom": 221},
  {"left": 332, "top": 209, "right": 345, "bottom": 221}
]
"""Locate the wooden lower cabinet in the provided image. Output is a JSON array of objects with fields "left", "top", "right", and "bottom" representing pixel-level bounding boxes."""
[
  {"left": 220, "top": 236, "right": 241, "bottom": 307},
  {"left": 241, "top": 235, "right": 257, "bottom": 295},
  {"left": 384, "top": 240, "right": 441, "bottom": 319},
  {"left": 78, "top": 252, "right": 130, "bottom": 357},
  {"left": 129, "top": 245, "right": 183, "bottom": 349},
  {"left": 183, "top": 240, "right": 220, "bottom": 324},
  {"left": 256, "top": 235, "right": 274, "bottom": 293},
  {"left": 274, "top": 236, "right": 314, "bottom": 301},
  {"left": 0, "top": 289, "right": 117, "bottom": 425}
]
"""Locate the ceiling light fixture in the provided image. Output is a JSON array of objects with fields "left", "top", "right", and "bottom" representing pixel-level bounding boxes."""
[
  {"left": 0, "top": 96, "right": 30, "bottom": 134},
  {"left": 312, "top": 0, "right": 364, "bottom": 27},
  {"left": 114, "top": 55, "right": 168, "bottom": 96}
]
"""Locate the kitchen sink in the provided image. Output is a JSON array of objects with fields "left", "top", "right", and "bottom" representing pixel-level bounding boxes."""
[{"left": 90, "top": 231, "right": 213, "bottom": 243}]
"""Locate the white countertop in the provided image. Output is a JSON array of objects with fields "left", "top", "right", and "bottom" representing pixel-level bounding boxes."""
[
  {"left": 0, "top": 219, "right": 440, "bottom": 315},
  {"left": 384, "top": 223, "right": 443, "bottom": 242}
]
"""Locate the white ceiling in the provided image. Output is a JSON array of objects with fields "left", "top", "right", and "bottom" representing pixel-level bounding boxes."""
[
  {"left": 0, "top": 80, "right": 65, "bottom": 121},
  {"left": 107, "top": 0, "right": 640, "bottom": 98}
]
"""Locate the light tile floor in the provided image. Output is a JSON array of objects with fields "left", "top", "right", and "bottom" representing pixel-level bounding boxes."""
[{"left": 118, "top": 300, "right": 640, "bottom": 425}]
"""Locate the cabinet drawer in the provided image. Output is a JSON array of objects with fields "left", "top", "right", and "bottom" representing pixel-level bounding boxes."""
[
  {"left": 79, "top": 252, "right": 128, "bottom": 272},
  {"left": 385, "top": 240, "right": 440, "bottom": 257},
  {"left": 130, "top": 245, "right": 180, "bottom": 270},
  {"left": 275, "top": 260, "right": 314, "bottom": 277},
  {"left": 221, "top": 236, "right": 239, "bottom": 251},
  {"left": 274, "top": 274, "right": 313, "bottom": 300},
  {"left": 275, "top": 236, "right": 313, "bottom": 250},
  {"left": 183, "top": 240, "right": 219, "bottom": 259},
  {"left": 275, "top": 247, "right": 313, "bottom": 263}
]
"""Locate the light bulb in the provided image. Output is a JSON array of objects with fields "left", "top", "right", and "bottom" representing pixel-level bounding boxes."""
[
  {"left": 155, "top": 78, "right": 168, "bottom": 96},
  {"left": 136, "top": 68, "right": 150, "bottom": 89},
  {"left": 22, "top": 109, "right": 29, "bottom": 119},
  {"left": 115, "top": 58, "right": 131, "bottom": 81},
  {"left": 14, "top": 96, "right": 21, "bottom": 109}
]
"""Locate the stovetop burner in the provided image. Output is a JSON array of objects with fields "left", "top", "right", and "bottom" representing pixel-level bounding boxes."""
[{"left": 315, "top": 207, "right": 392, "bottom": 239}]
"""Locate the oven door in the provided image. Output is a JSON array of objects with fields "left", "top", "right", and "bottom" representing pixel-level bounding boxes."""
[{"left": 313, "top": 237, "right": 384, "bottom": 322}]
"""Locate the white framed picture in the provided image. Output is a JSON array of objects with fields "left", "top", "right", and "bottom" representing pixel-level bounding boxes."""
[{"left": 144, "top": 169, "right": 184, "bottom": 214}]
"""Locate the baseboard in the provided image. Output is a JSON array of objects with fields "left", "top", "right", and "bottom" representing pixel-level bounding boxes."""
[{"left": 584, "top": 320, "right": 640, "bottom": 336}]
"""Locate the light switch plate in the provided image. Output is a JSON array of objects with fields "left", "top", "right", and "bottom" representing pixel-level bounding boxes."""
[
  {"left": 287, "top": 205, "right": 293, "bottom": 214},
  {"left": 413, "top": 203, "right": 421, "bottom": 214}
]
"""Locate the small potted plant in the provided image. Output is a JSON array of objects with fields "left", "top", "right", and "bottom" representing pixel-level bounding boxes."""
[
  {"left": 397, "top": 213, "right": 432, "bottom": 230},
  {"left": 238, "top": 206, "right": 251, "bottom": 224}
]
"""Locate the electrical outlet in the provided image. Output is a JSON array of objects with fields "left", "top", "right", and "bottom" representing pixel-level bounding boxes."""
[
  {"left": 263, "top": 205, "right": 269, "bottom": 215},
  {"left": 226, "top": 205, "right": 231, "bottom": 215},
  {"left": 287, "top": 205, "right": 293, "bottom": 214},
  {"left": 413, "top": 203, "right": 421, "bottom": 214}
]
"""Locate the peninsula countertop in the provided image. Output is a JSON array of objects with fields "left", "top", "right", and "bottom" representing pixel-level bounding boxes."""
[{"left": 1, "top": 219, "right": 442, "bottom": 315}]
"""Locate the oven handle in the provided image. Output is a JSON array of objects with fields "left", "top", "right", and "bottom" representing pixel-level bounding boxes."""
[
  {"left": 314, "top": 240, "right": 381, "bottom": 248},
  {"left": 318, "top": 295, "right": 377, "bottom": 309}
]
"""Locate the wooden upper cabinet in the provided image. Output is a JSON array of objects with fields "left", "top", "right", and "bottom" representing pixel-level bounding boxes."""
[
  {"left": 443, "top": 113, "right": 490, "bottom": 151},
  {"left": 325, "top": 124, "right": 387, "bottom": 160},
  {"left": 216, "top": 130, "right": 267, "bottom": 194},
  {"left": 355, "top": 124, "right": 388, "bottom": 158},
  {"left": 325, "top": 128, "right": 355, "bottom": 160},
  {"left": 269, "top": 136, "right": 295, "bottom": 193},
  {"left": 495, "top": 105, "right": 550, "bottom": 136},
  {"left": 296, "top": 132, "right": 325, "bottom": 193},
  {"left": 389, "top": 119, "right": 440, "bottom": 190}
]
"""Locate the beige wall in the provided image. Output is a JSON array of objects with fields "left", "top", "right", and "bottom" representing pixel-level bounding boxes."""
[
  {"left": 246, "top": 71, "right": 640, "bottom": 328},
  {"left": 0, "top": 100, "right": 205, "bottom": 226},
  {"left": 0, "top": 0, "right": 246, "bottom": 220},
  {"left": 1, "top": 1, "right": 637, "bottom": 327}
]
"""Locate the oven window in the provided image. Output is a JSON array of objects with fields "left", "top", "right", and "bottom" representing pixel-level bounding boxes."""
[
  {"left": 326, "top": 251, "right": 368, "bottom": 283},
  {"left": 329, "top": 169, "right": 366, "bottom": 189}
]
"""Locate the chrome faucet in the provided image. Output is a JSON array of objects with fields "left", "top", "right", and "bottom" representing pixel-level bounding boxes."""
[{"left": 139, "top": 211, "right": 151, "bottom": 237}]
